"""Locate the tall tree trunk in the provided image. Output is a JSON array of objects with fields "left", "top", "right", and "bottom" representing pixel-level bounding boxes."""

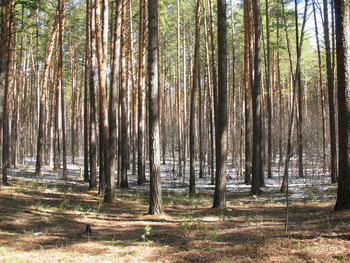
[
  {"left": 313, "top": 0, "right": 327, "bottom": 173},
  {"left": 89, "top": 0, "right": 98, "bottom": 190},
  {"left": 120, "top": 0, "right": 129, "bottom": 188},
  {"left": 177, "top": 0, "right": 183, "bottom": 178},
  {"left": 295, "top": 0, "right": 305, "bottom": 178},
  {"left": 148, "top": 0, "right": 163, "bottom": 215},
  {"left": 94, "top": 0, "right": 111, "bottom": 200},
  {"left": 213, "top": 0, "right": 228, "bottom": 208},
  {"left": 84, "top": 0, "right": 90, "bottom": 182},
  {"left": 107, "top": 0, "right": 122, "bottom": 199},
  {"left": 35, "top": 12, "right": 59, "bottom": 176},
  {"left": 189, "top": 0, "right": 201, "bottom": 195},
  {"left": 1, "top": 0, "right": 15, "bottom": 185},
  {"left": 243, "top": 0, "right": 252, "bottom": 185},
  {"left": 137, "top": 0, "right": 146, "bottom": 185},
  {"left": 265, "top": 0, "right": 272, "bottom": 179},
  {"left": 334, "top": 0, "right": 350, "bottom": 211},
  {"left": 58, "top": 0, "right": 67, "bottom": 179},
  {"left": 251, "top": 0, "right": 263, "bottom": 196},
  {"left": 323, "top": 0, "right": 337, "bottom": 184}
]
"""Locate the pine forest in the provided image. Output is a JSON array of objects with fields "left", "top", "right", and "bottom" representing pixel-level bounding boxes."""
[{"left": 0, "top": 0, "right": 350, "bottom": 262}]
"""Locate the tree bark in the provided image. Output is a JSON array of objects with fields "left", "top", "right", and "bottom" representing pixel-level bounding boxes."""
[
  {"left": 120, "top": 0, "right": 129, "bottom": 188},
  {"left": 213, "top": 0, "right": 228, "bottom": 208},
  {"left": 251, "top": 0, "right": 263, "bottom": 196},
  {"left": 94, "top": 0, "right": 111, "bottom": 200},
  {"left": 334, "top": 0, "right": 350, "bottom": 211},
  {"left": 148, "top": 0, "right": 163, "bottom": 215},
  {"left": 189, "top": 0, "right": 201, "bottom": 195},
  {"left": 323, "top": 0, "right": 337, "bottom": 184},
  {"left": 35, "top": 11, "right": 59, "bottom": 176},
  {"left": 137, "top": 0, "right": 146, "bottom": 185}
]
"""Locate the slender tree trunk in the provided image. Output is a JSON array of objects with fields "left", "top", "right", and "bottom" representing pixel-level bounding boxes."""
[
  {"left": 243, "top": 0, "right": 252, "bottom": 185},
  {"left": 89, "top": 0, "right": 98, "bottom": 190},
  {"left": 137, "top": 0, "right": 146, "bottom": 185},
  {"left": 251, "top": 0, "right": 262, "bottom": 196},
  {"left": 107, "top": 0, "right": 122, "bottom": 199},
  {"left": 1, "top": 0, "right": 15, "bottom": 185},
  {"left": 177, "top": 0, "right": 183, "bottom": 178},
  {"left": 58, "top": 0, "right": 67, "bottom": 179},
  {"left": 148, "top": 0, "right": 163, "bottom": 215},
  {"left": 208, "top": 0, "right": 218, "bottom": 181},
  {"left": 295, "top": 0, "right": 305, "bottom": 178},
  {"left": 35, "top": 13, "right": 59, "bottom": 176},
  {"left": 120, "top": 0, "right": 129, "bottom": 188},
  {"left": 95, "top": 0, "right": 111, "bottom": 199},
  {"left": 213, "top": 0, "right": 228, "bottom": 208},
  {"left": 312, "top": 0, "right": 327, "bottom": 173},
  {"left": 204, "top": 7, "right": 215, "bottom": 185},
  {"left": 323, "top": 0, "right": 337, "bottom": 183},
  {"left": 189, "top": 0, "right": 201, "bottom": 195},
  {"left": 84, "top": 0, "right": 90, "bottom": 182},
  {"left": 265, "top": 0, "right": 272, "bottom": 179}
]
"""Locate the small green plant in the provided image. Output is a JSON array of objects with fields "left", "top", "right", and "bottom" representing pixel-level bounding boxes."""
[
  {"left": 208, "top": 228, "right": 220, "bottom": 242},
  {"left": 74, "top": 204, "right": 93, "bottom": 213},
  {"left": 333, "top": 255, "right": 345, "bottom": 261},
  {"left": 141, "top": 225, "right": 154, "bottom": 245},
  {"left": 306, "top": 188, "right": 317, "bottom": 202},
  {"left": 58, "top": 199, "right": 69, "bottom": 210},
  {"left": 32, "top": 200, "right": 49, "bottom": 210},
  {"left": 178, "top": 216, "right": 205, "bottom": 235},
  {"left": 111, "top": 237, "right": 117, "bottom": 246}
]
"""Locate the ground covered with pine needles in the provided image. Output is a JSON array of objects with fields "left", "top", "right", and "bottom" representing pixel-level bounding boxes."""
[{"left": 1, "top": 169, "right": 350, "bottom": 263}]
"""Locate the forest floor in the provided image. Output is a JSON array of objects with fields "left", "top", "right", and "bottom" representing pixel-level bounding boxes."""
[{"left": 0, "top": 163, "right": 350, "bottom": 263}]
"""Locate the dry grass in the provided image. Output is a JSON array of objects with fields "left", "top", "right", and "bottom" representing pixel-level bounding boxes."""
[{"left": 0, "top": 175, "right": 350, "bottom": 263}]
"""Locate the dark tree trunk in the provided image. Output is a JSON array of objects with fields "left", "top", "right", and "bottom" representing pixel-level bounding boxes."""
[
  {"left": 120, "top": 0, "right": 129, "bottom": 188},
  {"left": 243, "top": 0, "right": 252, "bottom": 185},
  {"left": 107, "top": 0, "right": 122, "bottom": 198},
  {"left": 190, "top": 0, "right": 201, "bottom": 196},
  {"left": 323, "top": 0, "right": 338, "bottom": 184},
  {"left": 84, "top": 0, "right": 90, "bottom": 182},
  {"left": 148, "top": 0, "right": 163, "bottom": 215},
  {"left": 334, "top": 0, "right": 350, "bottom": 211},
  {"left": 265, "top": 0, "right": 272, "bottom": 179},
  {"left": 213, "top": 0, "right": 228, "bottom": 208},
  {"left": 137, "top": 0, "right": 146, "bottom": 185},
  {"left": 1, "top": 0, "right": 15, "bottom": 185},
  {"left": 89, "top": 0, "right": 98, "bottom": 190},
  {"left": 251, "top": 0, "right": 262, "bottom": 196},
  {"left": 94, "top": 0, "right": 111, "bottom": 199}
]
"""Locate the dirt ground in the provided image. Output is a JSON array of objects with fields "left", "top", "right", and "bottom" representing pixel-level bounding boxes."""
[{"left": 1, "top": 171, "right": 350, "bottom": 263}]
